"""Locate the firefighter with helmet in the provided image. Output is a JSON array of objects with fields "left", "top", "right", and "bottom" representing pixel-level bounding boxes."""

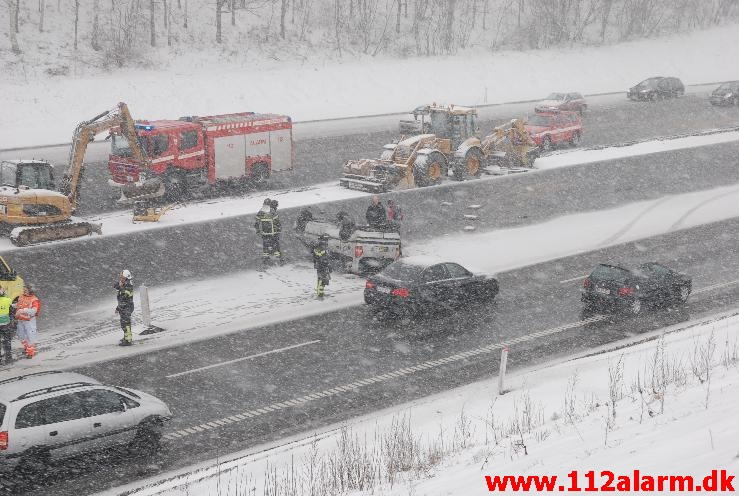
[
  {"left": 255, "top": 198, "right": 283, "bottom": 264},
  {"left": 313, "top": 234, "right": 332, "bottom": 297},
  {"left": 114, "top": 270, "right": 135, "bottom": 346}
]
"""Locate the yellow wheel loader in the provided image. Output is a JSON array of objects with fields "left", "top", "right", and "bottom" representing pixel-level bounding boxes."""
[
  {"left": 1, "top": 103, "right": 147, "bottom": 246},
  {"left": 339, "top": 104, "right": 538, "bottom": 193}
]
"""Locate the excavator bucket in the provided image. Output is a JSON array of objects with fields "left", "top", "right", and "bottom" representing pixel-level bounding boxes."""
[
  {"left": 119, "top": 179, "right": 166, "bottom": 204},
  {"left": 10, "top": 219, "right": 102, "bottom": 246}
]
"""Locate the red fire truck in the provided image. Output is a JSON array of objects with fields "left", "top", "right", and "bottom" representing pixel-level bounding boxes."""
[{"left": 107, "top": 111, "right": 293, "bottom": 200}]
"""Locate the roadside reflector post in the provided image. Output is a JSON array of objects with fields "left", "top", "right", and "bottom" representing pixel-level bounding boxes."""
[
  {"left": 139, "top": 285, "right": 165, "bottom": 335},
  {"left": 140, "top": 285, "right": 152, "bottom": 328},
  {"left": 498, "top": 346, "right": 509, "bottom": 395}
]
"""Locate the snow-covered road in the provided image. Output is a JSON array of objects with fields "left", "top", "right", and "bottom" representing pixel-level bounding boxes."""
[{"left": 7, "top": 180, "right": 739, "bottom": 373}]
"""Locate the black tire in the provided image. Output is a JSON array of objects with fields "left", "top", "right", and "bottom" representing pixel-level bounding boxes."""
[
  {"left": 251, "top": 162, "right": 270, "bottom": 186},
  {"left": 675, "top": 285, "right": 691, "bottom": 304},
  {"left": 163, "top": 169, "right": 188, "bottom": 201},
  {"left": 541, "top": 136, "right": 552, "bottom": 152},
  {"left": 453, "top": 148, "right": 483, "bottom": 181},
  {"left": 414, "top": 151, "right": 447, "bottom": 187},
  {"left": 569, "top": 131, "right": 581, "bottom": 147},
  {"left": 480, "top": 281, "right": 498, "bottom": 301},
  {"left": 627, "top": 298, "right": 642, "bottom": 316},
  {"left": 129, "top": 419, "right": 164, "bottom": 457},
  {"left": 15, "top": 448, "right": 50, "bottom": 476}
]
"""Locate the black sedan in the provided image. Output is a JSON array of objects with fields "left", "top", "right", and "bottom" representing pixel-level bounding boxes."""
[
  {"left": 627, "top": 76, "right": 684, "bottom": 101},
  {"left": 364, "top": 256, "right": 498, "bottom": 317},
  {"left": 709, "top": 81, "right": 739, "bottom": 106},
  {"left": 581, "top": 262, "right": 691, "bottom": 316}
]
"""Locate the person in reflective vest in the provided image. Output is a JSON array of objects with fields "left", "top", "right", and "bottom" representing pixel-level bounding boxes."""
[
  {"left": 15, "top": 285, "right": 40, "bottom": 359},
  {"left": 313, "top": 235, "right": 331, "bottom": 297},
  {"left": 255, "top": 198, "right": 283, "bottom": 262},
  {"left": 115, "top": 270, "right": 135, "bottom": 346},
  {"left": 0, "top": 288, "right": 13, "bottom": 364}
]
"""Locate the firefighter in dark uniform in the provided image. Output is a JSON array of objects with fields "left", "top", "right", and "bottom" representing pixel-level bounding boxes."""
[
  {"left": 255, "top": 198, "right": 283, "bottom": 263},
  {"left": 114, "top": 270, "right": 134, "bottom": 346},
  {"left": 313, "top": 234, "right": 331, "bottom": 297}
]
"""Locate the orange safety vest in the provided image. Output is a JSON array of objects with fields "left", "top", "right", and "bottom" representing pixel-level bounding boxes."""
[{"left": 15, "top": 294, "right": 40, "bottom": 321}]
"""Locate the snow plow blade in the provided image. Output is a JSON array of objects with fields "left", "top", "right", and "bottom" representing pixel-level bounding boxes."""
[
  {"left": 116, "top": 179, "right": 166, "bottom": 204},
  {"left": 339, "top": 174, "right": 390, "bottom": 193},
  {"left": 10, "top": 219, "right": 102, "bottom": 246}
]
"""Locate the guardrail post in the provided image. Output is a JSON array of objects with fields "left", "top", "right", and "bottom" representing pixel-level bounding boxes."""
[
  {"left": 139, "top": 285, "right": 165, "bottom": 335},
  {"left": 498, "top": 346, "right": 509, "bottom": 395},
  {"left": 140, "top": 285, "right": 152, "bottom": 329}
]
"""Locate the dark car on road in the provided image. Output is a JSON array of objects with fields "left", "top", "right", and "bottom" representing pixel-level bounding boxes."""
[
  {"left": 535, "top": 92, "right": 587, "bottom": 114},
  {"left": 709, "top": 81, "right": 739, "bottom": 106},
  {"left": 581, "top": 262, "right": 691, "bottom": 316},
  {"left": 627, "top": 77, "right": 684, "bottom": 101},
  {"left": 364, "top": 256, "right": 498, "bottom": 317}
]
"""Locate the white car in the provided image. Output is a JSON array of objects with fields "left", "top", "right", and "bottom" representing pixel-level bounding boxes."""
[{"left": 0, "top": 370, "right": 171, "bottom": 473}]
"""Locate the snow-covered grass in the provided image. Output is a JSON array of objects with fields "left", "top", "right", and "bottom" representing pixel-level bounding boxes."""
[
  {"left": 8, "top": 179, "right": 739, "bottom": 374},
  {"left": 98, "top": 303, "right": 739, "bottom": 496},
  {"left": 2, "top": 23, "right": 738, "bottom": 149},
  {"left": 1, "top": 127, "right": 737, "bottom": 253}
]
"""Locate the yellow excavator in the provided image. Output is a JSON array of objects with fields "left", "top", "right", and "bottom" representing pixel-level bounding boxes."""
[{"left": 1, "top": 103, "right": 147, "bottom": 246}]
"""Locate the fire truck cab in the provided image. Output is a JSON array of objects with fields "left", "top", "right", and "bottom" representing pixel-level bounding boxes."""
[{"left": 108, "top": 111, "right": 293, "bottom": 200}]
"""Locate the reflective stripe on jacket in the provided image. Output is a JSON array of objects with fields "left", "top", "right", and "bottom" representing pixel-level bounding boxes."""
[{"left": 0, "top": 295, "right": 11, "bottom": 325}]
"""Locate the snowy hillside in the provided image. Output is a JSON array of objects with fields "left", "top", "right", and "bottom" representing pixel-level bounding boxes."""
[
  {"left": 100, "top": 308, "right": 739, "bottom": 496},
  {"left": 3, "top": 0, "right": 736, "bottom": 78},
  {"left": 3, "top": 23, "right": 739, "bottom": 149}
]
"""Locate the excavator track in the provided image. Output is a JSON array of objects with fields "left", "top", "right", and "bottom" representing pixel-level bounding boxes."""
[{"left": 10, "top": 219, "right": 102, "bottom": 246}]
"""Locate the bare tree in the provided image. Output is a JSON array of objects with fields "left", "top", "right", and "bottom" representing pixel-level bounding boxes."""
[
  {"left": 7, "top": 0, "right": 21, "bottom": 53},
  {"left": 600, "top": 0, "right": 613, "bottom": 41},
  {"left": 14, "top": 0, "right": 20, "bottom": 32},
  {"left": 216, "top": 0, "right": 224, "bottom": 43},
  {"left": 396, "top": 0, "right": 401, "bottom": 33},
  {"left": 91, "top": 0, "right": 101, "bottom": 50},
  {"left": 74, "top": 0, "right": 80, "bottom": 49},
  {"left": 150, "top": 0, "right": 156, "bottom": 46},
  {"left": 280, "top": 0, "right": 288, "bottom": 38},
  {"left": 183, "top": 0, "right": 188, "bottom": 28},
  {"left": 38, "top": 0, "right": 45, "bottom": 32}
]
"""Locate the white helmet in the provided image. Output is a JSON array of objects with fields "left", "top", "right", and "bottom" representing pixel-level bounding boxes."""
[{"left": 120, "top": 269, "right": 132, "bottom": 280}]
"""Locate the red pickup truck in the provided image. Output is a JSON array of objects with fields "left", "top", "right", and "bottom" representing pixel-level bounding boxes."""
[{"left": 524, "top": 110, "right": 583, "bottom": 150}]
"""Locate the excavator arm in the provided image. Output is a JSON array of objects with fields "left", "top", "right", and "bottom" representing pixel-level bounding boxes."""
[{"left": 62, "top": 102, "right": 146, "bottom": 211}]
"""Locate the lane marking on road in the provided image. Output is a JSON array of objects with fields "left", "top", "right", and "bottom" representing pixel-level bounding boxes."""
[
  {"left": 162, "top": 315, "right": 606, "bottom": 442},
  {"left": 166, "top": 339, "right": 322, "bottom": 379},
  {"left": 692, "top": 278, "right": 739, "bottom": 295},
  {"left": 161, "top": 279, "right": 739, "bottom": 442},
  {"left": 560, "top": 274, "right": 588, "bottom": 284}
]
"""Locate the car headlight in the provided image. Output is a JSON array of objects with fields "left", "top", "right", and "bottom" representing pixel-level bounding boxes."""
[
  {"left": 724, "top": 93, "right": 733, "bottom": 98},
  {"left": 640, "top": 89, "right": 649, "bottom": 93}
]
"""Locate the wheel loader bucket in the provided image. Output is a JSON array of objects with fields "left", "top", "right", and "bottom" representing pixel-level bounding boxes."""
[{"left": 340, "top": 159, "right": 399, "bottom": 192}]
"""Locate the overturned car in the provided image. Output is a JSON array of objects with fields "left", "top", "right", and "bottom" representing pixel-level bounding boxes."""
[{"left": 294, "top": 209, "right": 401, "bottom": 274}]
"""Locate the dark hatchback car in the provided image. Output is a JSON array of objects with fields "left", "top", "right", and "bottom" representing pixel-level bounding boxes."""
[
  {"left": 709, "top": 81, "right": 739, "bottom": 106},
  {"left": 582, "top": 263, "right": 691, "bottom": 315},
  {"left": 627, "top": 77, "right": 684, "bottom": 101},
  {"left": 364, "top": 257, "right": 499, "bottom": 317}
]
